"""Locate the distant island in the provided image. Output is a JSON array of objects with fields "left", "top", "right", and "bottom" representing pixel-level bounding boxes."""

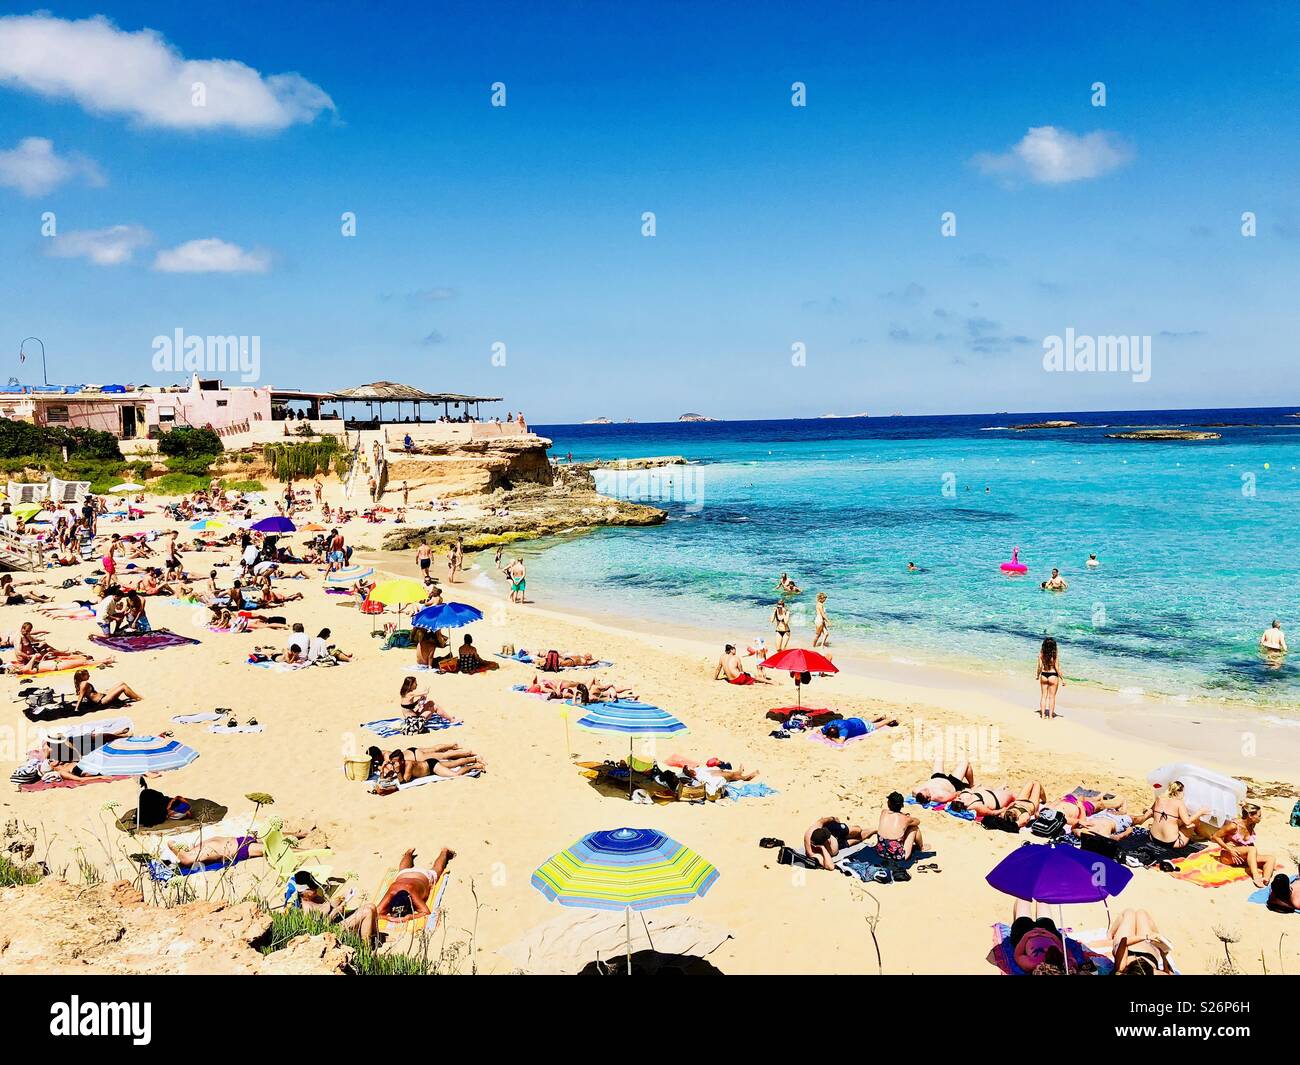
[
  {"left": 583, "top": 417, "right": 612, "bottom": 424},
  {"left": 1010, "top": 420, "right": 1083, "bottom": 431},
  {"left": 819, "top": 412, "right": 870, "bottom": 419},
  {"left": 1106, "top": 429, "right": 1221, "bottom": 442},
  {"left": 678, "top": 413, "right": 716, "bottom": 422}
]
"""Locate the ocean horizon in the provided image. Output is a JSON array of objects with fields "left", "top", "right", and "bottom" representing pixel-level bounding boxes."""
[{"left": 530, "top": 406, "right": 1300, "bottom": 709}]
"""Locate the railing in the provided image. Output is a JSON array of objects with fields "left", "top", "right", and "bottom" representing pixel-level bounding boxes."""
[{"left": 0, "top": 527, "right": 44, "bottom": 571}]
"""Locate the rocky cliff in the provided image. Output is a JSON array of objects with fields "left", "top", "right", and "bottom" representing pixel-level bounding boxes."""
[{"left": 382, "top": 433, "right": 554, "bottom": 502}]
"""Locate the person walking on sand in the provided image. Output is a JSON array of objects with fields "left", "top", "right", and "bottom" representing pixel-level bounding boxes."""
[
  {"left": 447, "top": 536, "right": 464, "bottom": 583},
  {"left": 508, "top": 557, "right": 527, "bottom": 603},
  {"left": 813, "top": 592, "right": 831, "bottom": 647},
  {"left": 1036, "top": 636, "right": 1063, "bottom": 719},
  {"left": 416, "top": 541, "right": 433, "bottom": 583},
  {"left": 313, "top": 479, "right": 323, "bottom": 506},
  {"left": 771, "top": 600, "right": 791, "bottom": 651},
  {"left": 1260, "top": 619, "right": 1288, "bottom": 656}
]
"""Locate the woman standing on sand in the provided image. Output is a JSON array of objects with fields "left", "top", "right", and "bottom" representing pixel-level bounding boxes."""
[
  {"left": 1036, "top": 637, "right": 1063, "bottom": 719},
  {"left": 813, "top": 593, "right": 831, "bottom": 647},
  {"left": 771, "top": 601, "right": 791, "bottom": 651}
]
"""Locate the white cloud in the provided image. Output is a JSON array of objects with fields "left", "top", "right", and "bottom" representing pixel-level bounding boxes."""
[
  {"left": 0, "top": 14, "right": 334, "bottom": 132},
  {"left": 972, "top": 126, "right": 1133, "bottom": 185},
  {"left": 0, "top": 136, "right": 104, "bottom": 196},
  {"left": 153, "top": 238, "right": 270, "bottom": 274},
  {"left": 47, "top": 224, "right": 152, "bottom": 265}
]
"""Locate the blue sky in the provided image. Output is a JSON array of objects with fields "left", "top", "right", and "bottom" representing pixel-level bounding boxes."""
[{"left": 0, "top": 1, "right": 1297, "bottom": 421}]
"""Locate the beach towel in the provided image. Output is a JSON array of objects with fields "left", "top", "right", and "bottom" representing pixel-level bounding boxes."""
[
  {"left": 724, "top": 782, "right": 778, "bottom": 801},
  {"left": 367, "top": 770, "right": 479, "bottom": 792},
  {"left": 494, "top": 651, "right": 612, "bottom": 670},
  {"left": 172, "top": 712, "right": 221, "bottom": 724},
  {"left": 36, "top": 606, "right": 94, "bottom": 621},
  {"left": 1248, "top": 877, "right": 1297, "bottom": 909},
  {"left": 1169, "top": 847, "right": 1252, "bottom": 888},
  {"left": 808, "top": 724, "right": 886, "bottom": 749},
  {"left": 247, "top": 659, "right": 312, "bottom": 671},
  {"left": 987, "top": 923, "right": 1115, "bottom": 975},
  {"left": 90, "top": 629, "right": 201, "bottom": 653},
  {"left": 360, "top": 716, "right": 461, "bottom": 738},
  {"left": 115, "top": 798, "right": 228, "bottom": 834},
  {"left": 374, "top": 869, "right": 449, "bottom": 935},
  {"left": 766, "top": 707, "right": 838, "bottom": 726},
  {"left": 9, "top": 661, "right": 100, "bottom": 679},
  {"left": 19, "top": 774, "right": 130, "bottom": 792},
  {"left": 905, "top": 796, "right": 977, "bottom": 821}
]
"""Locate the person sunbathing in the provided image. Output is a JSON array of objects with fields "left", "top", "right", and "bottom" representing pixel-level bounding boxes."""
[
  {"left": 292, "top": 871, "right": 379, "bottom": 944},
  {"left": 1057, "top": 791, "right": 1126, "bottom": 829},
  {"left": 1, "top": 574, "right": 51, "bottom": 605},
  {"left": 861, "top": 791, "right": 924, "bottom": 863},
  {"left": 1213, "top": 802, "right": 1277, "bottom": 887},
  {"left": 911, "top": 759, "right": 975, "bottom": 804},
  {"left": 820, "top": 715, "right": 899, "bottom": 743},
  {"left": 804, "top": 816, "right": 867, "bottom": 871},
  {"left": 375, "top": 847, "right": 455, "bottom": 920},
  {"left": 1006, "top": 899, "right": 1073, "bottom": 975},
  {"left": 1131, "top": 780, "right": 1207, "bottom": 851},
  {"left": 1075, "top": 803, "right": 1136, "bottom": 839},
  {"left": 676, "top": 757, "right": 759, "bottom": 785},
  {"left": 1266, "top": 874, "right": 1300, "bottom": 914},
  {"left": 948, "top": 785, "right": 1015, "bottom": 815},
  {"left": 587, "top": 677, "right": 638, "bottom": 701},
  {"left": 384, "top": 745, "right": 485, "bottom": 783},
  {"left": 166, "top": 827, "right": 308, "bottom": 869},
  {"left": 13, "top": 622, "right": 84, "bottom": 672},
  {"left": 713, "top": 643, "right": 770, "bottom": 685},
  {"left": 1108, "top": 908, "right": 1173, "bottom": 975},
  {"left": 72, "top": 669, "right": 142, "bottom": 713}
]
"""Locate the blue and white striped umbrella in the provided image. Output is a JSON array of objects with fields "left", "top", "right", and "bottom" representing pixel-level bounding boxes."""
[
  {"left": 575, "top": 700, "right": 686, "bottom": 738},
  {"left": 77, "top": 736, "right": 199, "bottom": 776},
  {"left": 325, "top": 565, "right": 374, "bottom": 584}
]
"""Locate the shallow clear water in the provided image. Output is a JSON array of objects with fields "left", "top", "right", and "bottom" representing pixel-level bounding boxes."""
[{"left": 527, "top": 409, "right": 1300, "bottom": 707}]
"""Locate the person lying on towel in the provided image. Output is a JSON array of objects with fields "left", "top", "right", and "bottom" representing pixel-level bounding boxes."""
[
  {"left": 375, "top": 847, "right": 455, "bottom": 921},
  {"left": 165, "top": 826, "right": 309, "bottom": 869}
]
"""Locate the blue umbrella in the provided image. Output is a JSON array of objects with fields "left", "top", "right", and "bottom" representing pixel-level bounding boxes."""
[
  {"left": 77, "top": 736, "right": 199, "bottom": 776},
  {"left": 986, "top": 842, "right": 1131, "bottom": 974},
  {"left": 251, "top": 516, "right": 296, "bottom": 533},
  {"left": 410, "top": 602, "right": 483, "bottom": 630}
]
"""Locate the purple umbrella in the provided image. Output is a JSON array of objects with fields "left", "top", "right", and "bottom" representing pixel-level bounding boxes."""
[
  {"left": 986, "top": 842, "right": 1132, "bottom": 904},
  {"left": 986, "top": 842, "right": 1131, "bottom": 974},
  {"left": 250, "top": 516, "right": 296, "bottom": 533}
]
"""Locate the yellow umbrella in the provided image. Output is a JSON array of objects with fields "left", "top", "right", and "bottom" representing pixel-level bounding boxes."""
[
  {"left": 13, "top": 502, "right": 43, "bottom": 519},
  {"left": 369, "top": 578, "right": 427, "bottom": 606}
]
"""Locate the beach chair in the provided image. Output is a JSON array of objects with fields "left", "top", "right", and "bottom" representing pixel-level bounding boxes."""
[{"left": 262, "top": 826, "right": 333, "bottom": 883}]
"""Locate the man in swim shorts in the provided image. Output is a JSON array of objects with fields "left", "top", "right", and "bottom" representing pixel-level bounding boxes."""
[
  {"left": 1261, "top": 619, "right": 1288, "bottom": 654},
  {"left": 911, "top": 759, "right": 976, "bottom": 804},
  {"left": 863, "top": 791, "right": 924, "bottom": 863},
  {"left": 804, "top": 816, "right": 866, "bottom": 871},
  {"left": 376, "top": 846, "right": 455, "bottom": 920},
  {"left": 714, "top": 644, "right": 768, "bottom": 684}
]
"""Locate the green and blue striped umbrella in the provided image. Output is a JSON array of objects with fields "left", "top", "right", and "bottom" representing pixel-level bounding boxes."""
[
  {"left": 77, "top": 736, "right": 199, "bottom": 776},
  {"left": 532, "top": 827, "right": 719, "bottom": 912}
]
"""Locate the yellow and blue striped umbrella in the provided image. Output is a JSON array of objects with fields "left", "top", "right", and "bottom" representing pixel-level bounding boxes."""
[
  {"left": 531, "top": 827, "right": 718, "bottom": 912},
  {"left": 574, "top": 700, "right": 686, "bottom": 737}
]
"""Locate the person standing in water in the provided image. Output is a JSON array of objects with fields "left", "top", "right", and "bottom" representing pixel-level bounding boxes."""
[
  {"left": 1036, "top": 637, "right": 1063, "bottom": 719},
  {"left": 771, "top": 600, "right": 791, "bottom": 651},
  {"left": 508, "top": 557, "right": 527, "bottom": 603},
  {"left": 1260, "top": 619, "right": 1288, "bottom": 656},
  {"left": 813, "top": 592, "right": 831, "bottom": 647}
]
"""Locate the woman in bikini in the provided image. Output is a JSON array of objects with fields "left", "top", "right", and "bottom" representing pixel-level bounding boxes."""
[
  {"left": 1058, "top": 791, "right": 1126, "bottom": 829},
  {"left": 375, "top": 847, "right": 455, "bottom": 920},
  {"left": 1036, "top": 636, "right": 1063, "bottom": 718},
  {"left": 398, "top": 676, "right": 443, "bottom": 727},
  {"left": 387, "top": 745, "right": 486, "bottom": 782},
  {"left": 1132, "top": 780, "right": 1208, "bottom": 851},
  {"left": 1266, "top": 873, "right": 1300, "bottom": 914},
  {"left": 72, "top": 669, "right": 142, "bottom": 713},
  {"left": 13, "top": 622, "right": 87, "bottom": 673},
  {"left": 1076, "top": 804, "right": 1136, "bottom": 839},
  {"left": 771, "top": 601, "right": 792, "bottom": 651},
  {"left": 1109, "top": 909, "right": 1173, "bottom": 975},
  {"left": 1213, "top": 803, "right": 1277, "bottom": 887},
  {"left": 812, "top": 592, "right": 831, "bottom": 648}
]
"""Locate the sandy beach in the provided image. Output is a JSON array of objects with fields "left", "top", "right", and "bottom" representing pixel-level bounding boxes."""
[{"left": 4, "top": 490, "right": 1298, "bottom": 976}]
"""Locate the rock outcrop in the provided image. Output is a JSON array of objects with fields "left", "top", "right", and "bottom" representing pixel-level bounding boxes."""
[
  {"left": 1106, "top": 429, "right": 1221, "bottom": 441},
  {"left": 0, "top": 879, "right": 351, "bottom": 975},
  {"left": 1010, "top": 420, "right": 1082, "bottom": 431},
  {"left": 382, "top": 433, "right": 554, "bottom": 502}
]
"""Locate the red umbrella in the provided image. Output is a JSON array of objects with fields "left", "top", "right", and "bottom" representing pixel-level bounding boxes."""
[
  {"left": 360, "top": 596, "right": 385, "bottom": 635},
  {"left": 759, "top": 648, "right": 838, "bottom": 707}
]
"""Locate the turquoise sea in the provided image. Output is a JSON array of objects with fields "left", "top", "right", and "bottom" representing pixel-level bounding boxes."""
[{"left": 526, "top": 409, "right": 1300, "bottom": 708}]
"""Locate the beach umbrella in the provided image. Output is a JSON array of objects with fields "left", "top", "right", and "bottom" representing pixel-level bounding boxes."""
[
  {"left": 986, "top": 842, "right": 1132, "bottom": 973},
  {"left": 12, "top": 502, "right": 42, "bottom": 519},
  {"left": 251, "top": 516, "right": 296, "bottom": 534},
  {"left": 189, "top": 518, "right": 225, "bottom": 531},
  {"left": 531, "top": 826, "right": 719, "bottom": 974},
  {"left": 368, "top": 577, "right": 428, "bottom": 624},
  {"left": 325, "top": 565, "right": 374, "bottom": 585},
  {"left": 575, "top": 700, "right": 686, "bottom": 798},
  {"left": 410, "top": 602, "right": 483, "bottom": 630},
  {"left": 77, "top": 735, "right": 199, "bottom": 777},
  {"left": 359, "top": 596, "right": 386, "bottom": 634},
  {"left": 110, "top": 482, "right": 144, "bottom": 493},
  {"left": 301, "top": 523, "right": 327, "bottom": 532},
  {"left": 760, "top": 647, "right": 838, "bottom": 706}
]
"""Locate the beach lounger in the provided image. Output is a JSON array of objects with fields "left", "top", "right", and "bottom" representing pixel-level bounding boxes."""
[{"left": 262, "top": 825, "right": 333, "bottom": 883}]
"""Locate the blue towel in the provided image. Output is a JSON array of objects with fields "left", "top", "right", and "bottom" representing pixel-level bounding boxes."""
[
  {"left": 724, "top": 782, "right": 778, "bottom": 801},
  {"left": 1248, "top": 876, "right": 1296, "bottom": 908}
]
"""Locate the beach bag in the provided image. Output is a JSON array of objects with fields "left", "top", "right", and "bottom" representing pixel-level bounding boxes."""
[
  {"left": 541, "top": 649, "right": 562, "bottom": 673},
  {"left": 401, "top": 715, "right": 425, "bottom": 736},
  {"left": 1030, "top": 808, "right": 1067, "bottom": 839},
  {"left": 982, "top": 814, "right": 1020, "bottom": 834},
  {"left": 1079, "top": 832, "right": 1120, "bottom": 861},
  {"left": 342, "top": 757, "right": 372, "bottom": 782},
  {"left": 1290, "top": 800, "right": 1300, "bottom": 828},
  {"left": 10, "top": 761, "right": 40, "bottom": 786}
]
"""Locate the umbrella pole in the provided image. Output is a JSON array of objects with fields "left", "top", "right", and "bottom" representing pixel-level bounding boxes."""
[
  {"left": 1060, "top": 905, "right": 1069, "bottom": 974},
  {"left": 625, "top": 904, "right": 632, "bottom": 976},
  {"left": 629, "top": 737, "right": 634, "bottom": 799}
]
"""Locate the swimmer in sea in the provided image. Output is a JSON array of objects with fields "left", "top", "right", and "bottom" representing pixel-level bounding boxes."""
[
  {"left": 1260, "top": 619, "right": 1288, "bottom": 656},
  {"left": 907, "top": 561, "right": 919, "bottom": 573},
  {"left": 1041, "top": 568, "right": 1068, "bottom": 592},
  {"left": 1086, "top": 553, "right": 1100, "bottom": 568}
]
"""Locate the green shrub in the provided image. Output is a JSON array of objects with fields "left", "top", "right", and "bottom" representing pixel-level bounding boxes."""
[
  {"left": 152, "top": 472, "right": 209, "bottom": 495},
  {"left": 158, "top": 426, "right": 222, "bottom": 458},
  {"left": 264, "top": 439, "right": 340, "bottom": 481},
  {"left": 164, "top": 454, "right": 216, "bottom": 477},
  {"left": 0, "top": 855, "right": 43, "bottom": 888},
  {"left": 222, "top": 479, "right": 265, "bottom": 492},
  {"left": 0, "top": 418, "right": 122, "bottom": 461},
  {"left": 258, "top": 907, "right": 436, "bottom": 975}
]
